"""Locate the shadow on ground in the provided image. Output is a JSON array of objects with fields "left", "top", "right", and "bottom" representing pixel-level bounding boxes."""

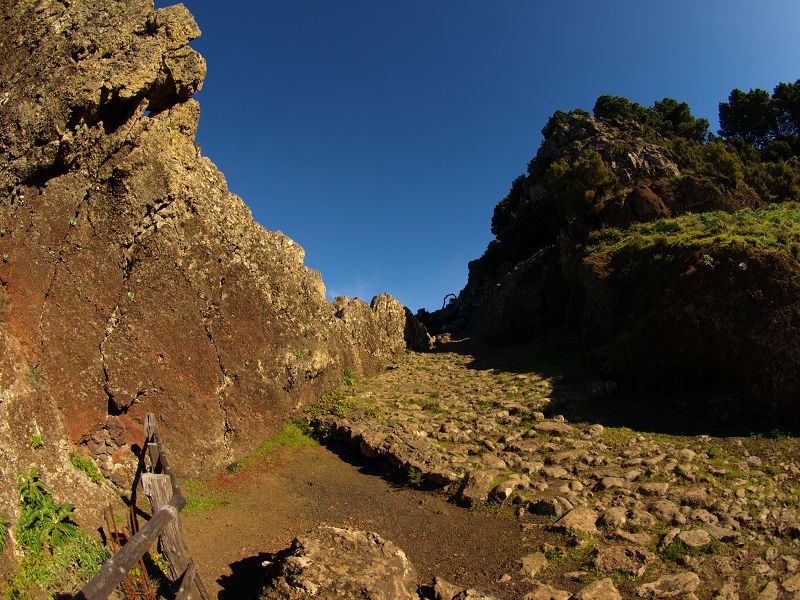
[
  {"left": 218, "top": 551, "right": 275, "bottom": 600},
  {"left": 437, "top": 337, "right": 796, "bottom": 439}
]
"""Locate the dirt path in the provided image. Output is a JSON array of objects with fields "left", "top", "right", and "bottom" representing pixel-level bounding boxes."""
[
  {"left": 181, "top": 442, "right": 541, "bottom": 599},
  {"left": 178, "top": 339, "right": 800, "bottom": 599}
]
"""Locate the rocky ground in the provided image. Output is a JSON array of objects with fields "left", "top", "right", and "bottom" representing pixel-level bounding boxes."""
[{"left": 301, "top": 338, "right": 800, "bottom": 599}]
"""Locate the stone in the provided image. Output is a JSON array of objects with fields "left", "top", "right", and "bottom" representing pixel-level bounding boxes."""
[
  {"left": 519, "top": 552, "right": 549, "bottom": 579},
  {"left": 433, "top": 576, "right": 462, "bottom": 600},
  {"left": 534, "top": 421, "right": 574, "bottom": 435},
  {"left": 572, "top": 578, "right": 622, "bottom": 600},
  {"left": 713, "top": 582, "right": 739, "bottom": 600},
  {"left": 586, "top": 424, "right": 605, "bottom": 437},
  {"left": 259, "top": 527, "right": 418, "bottom": 599},
  {"left": 649, "top": 500, "right": 687, "bottom": 525},
  {"left": 541, "top": 465, "right": 570, "bottom": 479},
  {"left": 638, "top": 482, "right": 670, "bottom": 496},
  {"left": 593, "top": 545, "right": 654, "bottom": 577},
  {"left": 458, "top": 471, "right": 496, "bottom": 506},
  {"left": 784, "top": 573, "right": 800, "bottom": 593},
  {"left": 636, "top": 572, "right": 700, "bottom": 598},
  {"left": 676, "top": 529, "right": 711, "bottom": 548},
  {"left": 554, "top": 506, "right": 598, "bottom": 535},
  {"left": 595, "top": 477, "right": 627, "bottom": 491},
  {"left": 0, "top": 0, "right": 426, "bottom": 519},
  {"left": 523, "top": 583, "right": 570, "bottom": 600},
  {"left": 600, "top": 507, "right": 627, "bottom": 528},
  {"left": 757, "top": 581, "right": 779, "bottom": 600}
]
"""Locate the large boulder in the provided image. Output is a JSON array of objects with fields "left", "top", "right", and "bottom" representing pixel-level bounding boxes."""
[{"left": 260, "top": 527, "right": 419, "bottom": 600}]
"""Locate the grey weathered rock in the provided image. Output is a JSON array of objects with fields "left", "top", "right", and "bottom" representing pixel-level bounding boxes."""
[
  {"left": 636, "top": 572, "right": 700, "bottom": 598},
  {"left": 523, "top": 583, "right": 570, "bottom": 600},
  {"left": 572, "top": 578, "right": 622, "bottom": 600},
  {"left": 458, "top": 471, "right": 496, "bottom": 506},
  {"left": 650, "top": 500, "right": 687, "bottom": 525},
  {"left": 593, "top": 545, "right": 654, "bottom": 577},
  {"left": 676, "top": 529, "right": 711, "bottom": 548},
  {"left": 519, "top": 552, "right": 548, "bottom": 579},
  {"left": 259, "top": 527, "right": 418, "bottom": 599},
  {"left": 554, "top": 506, "right": 598, "bottom": 535}
]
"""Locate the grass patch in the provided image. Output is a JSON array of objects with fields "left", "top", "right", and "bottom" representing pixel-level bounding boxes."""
[
  {"left": 587, "top": 202, "right": 800, "bottom": 258},
  {"left": 305, "top": 387, "right": 381, "bottom": 420},
  {"left": 659, "top": 539, "right": 718, "bottom": 562},
  {"left": 343, "top": 369, "right": 358, "bottom": 387},
  {"left": 69, "top": 453, "right": 103, "bottom": 485},
  {"left": 226, "top": 422, "right": 315, "bottom": 473},
  {"left": 180, "top": 479, "right": 228, "bottom": 515}
]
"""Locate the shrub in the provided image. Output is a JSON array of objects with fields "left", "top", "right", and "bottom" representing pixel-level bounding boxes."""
[
  {"left": 3, "top": 470, "right": 108, "bottom": 598},
  {"left": 69, "top": 453, "right": 103, "bottom": 485}
]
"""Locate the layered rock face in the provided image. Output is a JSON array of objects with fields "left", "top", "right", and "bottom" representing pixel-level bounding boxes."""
[{"left": 0, "top": 0, "right": 426, "bottom": 520}]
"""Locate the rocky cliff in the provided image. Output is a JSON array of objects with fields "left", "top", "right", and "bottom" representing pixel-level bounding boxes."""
[
  {"left": 0, "top": 0, "right": 428, "bottom": 525},
  {"left": 428, "top": 108, "right": 800, "bottom": 424}
]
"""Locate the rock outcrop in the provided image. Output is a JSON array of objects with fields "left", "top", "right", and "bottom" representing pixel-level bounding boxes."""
[
  {"left": 260, "top": 527, "right": 498, "bottom": 600},
  {"left": 425, "top": 108, "right": 800, "bottom": 423},
  {"left": 0, "top": 0, "right": 427, "bottom": 525},
  {"left": 260, "top": 527, "right": 419, "bottom": 600}
]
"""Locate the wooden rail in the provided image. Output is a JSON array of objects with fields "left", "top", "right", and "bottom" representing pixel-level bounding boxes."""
[{"left": 76, "top": 414, "right": 210, "bottom": 600}]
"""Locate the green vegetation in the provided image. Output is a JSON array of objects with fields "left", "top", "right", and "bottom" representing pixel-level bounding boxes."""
[
  {"left": 225, "top": 421, "right": 315, "bottom": 473},
  {"left": 485, "top": 81, "right": 800, "bottom": 275},
  {"left": 180, "top": 479, "right": 228, "bottom": 514},
  {"left": 28, "top": 434, "right": 43, "bottom": 450},
  {"left": 659, "top": 539, "right": 718, "bottom": 562},
  {"left": 586, "top": 202, "right": 800, "bottom": 258},
  {"left": 593, "top": 95, "right": 710, "bottom": 141},
  {"left": 69, "top": 453, "right": 103, "bottom": 485},
  {"left": 406, "top": 466, "right": 423, "bottom": 486},
  {"left": 0, "top": 517, "right": 9, "bottom": 551},
  {"left": 343, "top": 369, "right": 358, "bottom": 387},
  {"left": 305, "top": 386, "right": 381, "bottom": 421},
  {"left": 719, "top": 81, "right": 800, "bottom": 152},
  {"left": 3, "top": 470, "right": 108, "bottom": 599}
]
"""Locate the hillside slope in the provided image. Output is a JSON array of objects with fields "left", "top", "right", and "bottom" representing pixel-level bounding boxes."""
[{"left": 426, "top": 102, "right": 800, "bottom": 423}]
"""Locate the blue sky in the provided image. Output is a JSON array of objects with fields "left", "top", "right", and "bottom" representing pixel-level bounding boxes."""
[{"left": 157, "top": 0, "right": 800, "bottom": 311}]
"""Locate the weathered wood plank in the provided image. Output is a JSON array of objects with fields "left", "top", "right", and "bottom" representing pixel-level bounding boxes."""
[
  {"left": 76, "top": 505, "right": 178, "bottom": 600},
  {"left": 175, "top": 562, "right": 197, "bottom": 600}
]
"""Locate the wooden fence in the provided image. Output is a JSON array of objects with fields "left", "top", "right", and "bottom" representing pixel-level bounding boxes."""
[{"left": 76, "top": 413, "right": 211, "bottom": 600}]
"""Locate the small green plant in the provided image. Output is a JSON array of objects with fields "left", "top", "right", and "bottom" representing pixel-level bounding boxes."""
[
  {"left": 225, "top": 422, "right": 315, "bottom": 473},
  {"left": 181, "top": 479, "right": 228, "bottom": 515},
  {"left": 294, "top": 352, "right": 305, "bottom": 360},
  {"left": 0, "top": 516, "right": 10, "bottom": 551},
  {"left": 544, "top": 548, "right": 560, "bottom": 561},
  {"left": 406, "top": 467, "right": 423, "bottom": 486},
  {"left": 69, "top": 453, "right": 103, "bottom": 485},
  {"left": 68, "top": 216, "right": 77, "bottom": 227},
  {"left": 2, "top": 253, "right": 8, "bottom": 262},
  {"left": 127, "top": 290, "right": 135, "bottom": 302},
  {"left": 29, "top": 434, "right": 44, "bottom": 449},
  {"left": 4, "top": 470, "right": 109, "bottom": 597},
  {"left": 343, "top": 369, "right": 357, "bottom": 387}
]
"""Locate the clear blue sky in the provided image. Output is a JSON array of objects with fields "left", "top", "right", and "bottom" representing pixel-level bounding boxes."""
[{"left": 157, "top": 0, "right": 800, "bottom": 312}]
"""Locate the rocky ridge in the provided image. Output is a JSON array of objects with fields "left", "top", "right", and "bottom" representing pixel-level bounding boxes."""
[
  {"left": 427, "top": 109, "right": 800, "bottom": 423},
  {"left": 306, "top": 341, "right": 800, "bottom": 599},
  {"left": 0, "top": 0, "right": 426, "bottom": 531}
]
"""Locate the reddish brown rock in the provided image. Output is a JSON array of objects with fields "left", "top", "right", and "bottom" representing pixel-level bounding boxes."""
[{"left": 0, "top": 0, "right": 428, "bottom": 526}]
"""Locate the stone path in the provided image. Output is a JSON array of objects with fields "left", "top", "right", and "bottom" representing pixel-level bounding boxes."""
[{"left": 306, "top": 339, "right": 800, "bottom": 599}]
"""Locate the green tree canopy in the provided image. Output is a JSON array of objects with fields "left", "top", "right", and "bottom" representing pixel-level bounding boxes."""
[{"left": 719, "top": 80, "right": 800, "bottom": 152}]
